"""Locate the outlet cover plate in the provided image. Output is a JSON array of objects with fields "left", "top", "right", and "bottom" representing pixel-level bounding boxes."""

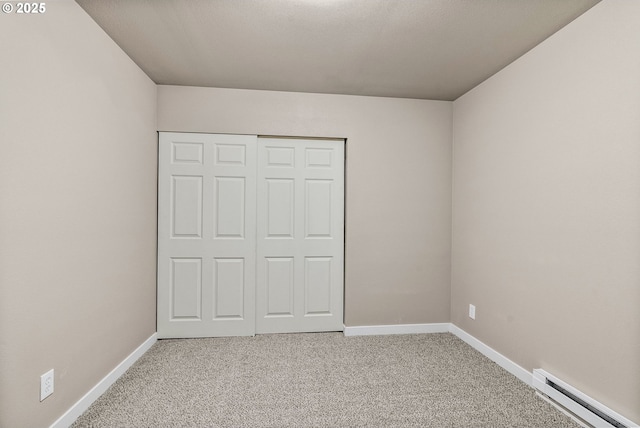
[
  {"left": 40, "top": 369, "right": 54, "bottom": 401},
  {"left": 469, "top": 304, "right": 476, "bottom": 320}
]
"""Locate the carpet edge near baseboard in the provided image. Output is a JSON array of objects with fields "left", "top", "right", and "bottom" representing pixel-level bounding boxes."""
[
  {"left": 344, "top": 322, "right": 532, "bottom": 386},
  {"left": 51, "top": 333, "right": 158, "bottom": 428}
]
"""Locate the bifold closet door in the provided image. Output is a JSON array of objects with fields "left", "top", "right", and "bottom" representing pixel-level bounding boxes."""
[
  {"left": 256, "top": 138, "right": 344, "bottom": 334},
  {"left": 157, "top": 132, "right": 257, "bottom": 338}
]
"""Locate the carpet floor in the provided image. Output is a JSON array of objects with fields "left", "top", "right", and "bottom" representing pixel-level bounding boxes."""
[{"left": 72, "top": 332, "right": 579, "bottom": 427}]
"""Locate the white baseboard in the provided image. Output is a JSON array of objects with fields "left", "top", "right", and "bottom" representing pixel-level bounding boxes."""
[
  {"left": 344, "top": 323, "right": 532, "bottom": 386},
  {"left": 343, "top": 323, "right": 450, "bottom": 336},
  {"left": 50, "top": 333, "right": 157, "bottom": 428},
  {"left": 49, "top": 327, "right": 637, "bottom": 428},
  {"left": 448, "top": 324, "right": 532, "bottom": 386},
  {"left": 347, "top": 323, "right": 638, "bottom": 427}
]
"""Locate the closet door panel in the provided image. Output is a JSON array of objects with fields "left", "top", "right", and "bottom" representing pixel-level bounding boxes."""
[
  {"left": 158, "top": 132, "right": 257, "bottom": 338},
  {"left": 256, "top": 138, "right": 344, "bottom": 334}
]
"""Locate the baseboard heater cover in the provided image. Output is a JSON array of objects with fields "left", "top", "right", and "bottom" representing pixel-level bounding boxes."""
[{"left": 532, "top": 369, "right": 638, "bottom": 428}]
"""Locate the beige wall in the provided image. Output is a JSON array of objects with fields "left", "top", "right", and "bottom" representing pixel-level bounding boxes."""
[
  {"left": 158, "top": 86, "right": 453, "bottom": 327},
  {"left": 452, "top": 0, "right": 640, "bottom": 421},
  {"left": 0, "top": 2, "right": 158, "bottom": 427},
  {"left": 7, "top": 0, "right": 636, "bottom": 425}
]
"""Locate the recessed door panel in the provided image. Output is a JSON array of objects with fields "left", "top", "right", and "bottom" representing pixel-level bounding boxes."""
[
  {"left": 214, "top": 177, "right": 245, "bottom": 239},
  {"left": 304, "top": 257, "right": 332, "bottom": 316},
  {"left": 215, "top": 144, "right": 245, "bottom": 166},
  {"left": 266, "top": 179, "right": 294, "bottom": 238},
  {"left": 171, "top": 176, "right": 202, "bottom": 238},
  {"left": 306, "top": 148, "right": 333, "bottom": 168},
  {"left": 266, "top": 147, "right": 295, "bottom": 167},
  {"left": 170, "top": 258, "right": 202, "bottom": 320},
  {"left": 213, "top": 258, "right": 244, "bottom": 319},
  {"left": 305, "top": 179, "right": 333, "bottom": 238},
  {"left": 172, "top": 142, "right": 203, "bottom": 164},
  {"left": 265, "top": 257, "right": 294, "bottom": 317}
]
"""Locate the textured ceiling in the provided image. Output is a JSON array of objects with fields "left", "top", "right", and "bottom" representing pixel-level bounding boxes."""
[{"left": 76, "top": 0, "right": 599, "bottom": 101}]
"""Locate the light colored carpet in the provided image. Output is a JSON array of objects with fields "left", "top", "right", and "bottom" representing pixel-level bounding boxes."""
[{"left": 72, "top": 333, "right": 579, "bottom": 427}]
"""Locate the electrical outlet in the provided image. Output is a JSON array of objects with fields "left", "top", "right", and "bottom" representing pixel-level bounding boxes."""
[
  {"left": 469, "top": 304, "right": 476, "bottom": 320},
  {"left": 40, "top": 369, "right": 54, "bottom": 401}
]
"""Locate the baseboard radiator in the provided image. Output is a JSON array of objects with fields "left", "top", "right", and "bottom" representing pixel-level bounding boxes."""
[{"left": 533, "top": 369, "right": 637, "bottom": 428}]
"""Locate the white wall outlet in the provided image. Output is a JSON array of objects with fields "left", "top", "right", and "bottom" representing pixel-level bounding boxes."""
[
  {"left": 40, "top": 369, "right": 54, "bottom": 401},
  {"left": 469, "top": 304, "right": 476, "bottom": 320}
]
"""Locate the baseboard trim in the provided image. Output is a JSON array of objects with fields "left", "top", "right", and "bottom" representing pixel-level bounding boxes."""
[
  {"left": 448, "top": 324, "right": 532, "bottom": 386},
  {"left": 50, "top": 333, "right": 157, "bottom": 428},
  {"left": 343, "top": 323, "right": 450, "bottom": 336},
  {"left": 348, "top": 323, "right": 638, "bottom": 426},
  {"left": 344, "top": 323, "right": 532, "bottom": 386},
  {"left": 49, "top": 327, "right": 637, "bottom": 428}
]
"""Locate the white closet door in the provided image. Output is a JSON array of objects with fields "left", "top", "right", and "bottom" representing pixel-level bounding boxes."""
[
  {"left": 256, "top": 138, "right": 344, "bottom": 333},
  {"left": 157, "top": 132, "right": 257, "bottom": 338}
]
